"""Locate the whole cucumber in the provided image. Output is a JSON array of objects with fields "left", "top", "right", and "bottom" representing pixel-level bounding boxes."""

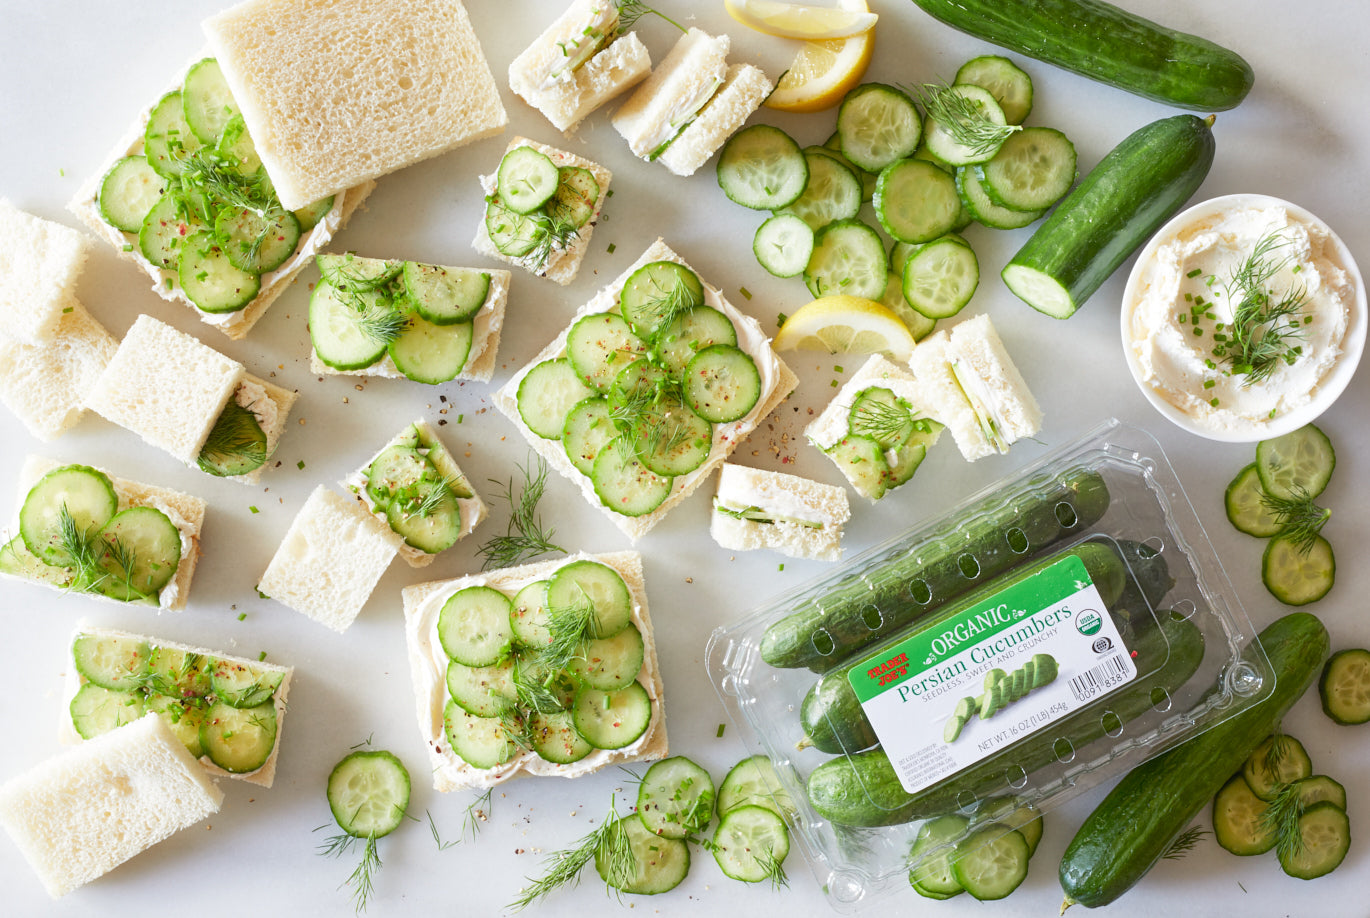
[
  {"left": 1059, "top": 611, "right": 1329, "bottom": 908},
  {"left": 908, "top": 0, "right": 1253, "bottom": 111}
]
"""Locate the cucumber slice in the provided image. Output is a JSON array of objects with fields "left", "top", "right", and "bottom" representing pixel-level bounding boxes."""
[
  {"left": 1262, "top": 534, "right": 1334, "bottom": 606},
  {"left": 836, "top": 83, "right": 922, "bottom": 173},
  {"left": 402, "top": 264, "right": 489, "bottom": 325},
  {"left": 848, "top": 387, "right": 914, "bottom": 450},
  {"left": 1319, "top": 648, "right": 1370, "bottom": 725},
  {"left": 718, "top": 755, "right": 796, "bottom": 818},
  {"left": 182, "top": 58, "right": 239, "bottom": 144},
  {"left": 908, "top": 813, "right": 968, "bottom": 899},
  {"left": 364, "top": 445, "right": 429, "bottom": 507},
  {"left": 682, "top": 344, "right": 760, "bottom": 424},
  {"left": 815, "top": 139, "right": 877, "bottom": 201},
  {"left": 147, "top": 646, "right": 211, "bottom": 698},
  {"left": 955, "top": 55, "right": 1033, "bottom": 125},
  {"left": 308, "top": 279, "right": 390, "bottom": 371},
  {"left": 568, "top": 622, "right": 645, "bottom": 691},
  {"left": 804, "top": 218, "right": 888, "bottom": 301},
  {"left": 93, "top": 506, "right": 182, "bottom": 601},
  {"left": 712, "top": 804, "right": 789, "bottom": 883},
  {"left": 955, "top": 165, "right": 1044, "bottom": 230},
  {"left": 1293, "top": 775, "right": 1348, "bottom": 810},
  {"left": 716, "top": 124, "right": 808, "bottom": 210},
  {"left": 637, "top": 756, "right": 716, "bottom": 839},
  {"left": 497, "top": 146, "right": 560, "bottom": 214},
  {"left": 138, "top": 193, "right": 202, "bottom": 270},
  {"left": 200, "top": 699, "right": 277, "bottom": 773},
  {"left": 69, "top": 683, "right": 145, "bottom": 739},
  {"left": 656, "top": 306, "right": 738, "bottom": 378},
  {"left": 178, "top": 231, "right": 261, "bottom": 314},
  {"left": 921, "top": 84, "right": 1012, "bottom": 167},
  {"left": 566, "top": 313, "right": 647, "bottom": 393},
  {"left": 484, "top": 197, "right": 543, "bottom": 257},
  {"left": 509, "top": 580, "right": 553, "bottom": 650},
  {"left": 591, "top": 439, "right": 672, "bottom": 518},
  {"left": 902, "top": 235, "right": 979, "bottom": 319},
  {"left": 1278, "top": 802, "right": 1350, "bottom": 879},
  {"left": 213, "top": 205, "right": 301, "bottom": 274},
  {"left": 209, "top": 657, "right": 285, "bottom": 708},
  {"left": 327, "top": 749, "right": 411, "bottom": 839},
  {"left": 778, "top": 150, "right": 862, "bottom": 232},
  {"left": 517, "top": 358, "right": 594, "bottom": 440},
  {"left": 874, "top": 158, "right": 961, "bottom": 244},
  {"left": 144, "top": 90, "right": 202, "bottom": 178},
  {"left": 597, "top": 814, "right": 690, "bottom": 895},
  {"left": 438, "top": 586, "right": 515, "bottom": 667},
  {"left": 978, "top": 127, "right": 1076, "bottom": 212},
  {"left": 529, "top": 710, "right": 592, "bottom": 765},
  {"left": 619, "top": 261, "right": 705, "bottom": 339},
  {"left": 72, "top": 632, "right": 150, "bottom": 691},
  {"left": 444, "top": 700, "right": 520, "bottom": 769},
  {"left": 146, "top": 693, "right": 206, "bottom": 758},
  {"left": 1242, "top": 734, "right": 1313, "bottom": 801},
  {"left": 445, "top": 656, "right": 517, "bottom": 718},
  {"left": 878, "top": 270, "right": 938, "bottom": 342},
  {"left": 971, "top": 798, "right": 1043, "bottom": 856},
  {"left": 293, "top": 195, "right": 336, "bottom": 232},
  {"left": 547, "top": 559, "right": 633, "bottom": 639},
  {"left": 385, "top": 485, "right": 463, "bottom": 554},
  {"left": 1224, "top": 463, "right": 1281, "bottom": 537},
  {"left": 1256, "top": 423, "right": 1335, "bottom": 500},
  {"left": 571, "top": 682, "right": 652, "bottom": 750},
  {"left": 753, "top": 213, "right": 814, "bottom": 279},
  {"left": 198, "top": 401, "right": 268, "bottom": 478},
  {"left": 825, "top": 434, "right": 889, "bottom": 501},
  {"left": 548, "top": 166, "right": 600, "bottom": 229},
  {"left": 1213, "top": 772, "right": 1276, "bottom": 855},
  {"left": 19, "top": 464, "right": 118, "bottom": 569},
  {"left": 387, "top": 314, "right": 473, "bottom": 384},
  {"left": 98, "top": 156, "right": 166, "bottom": 233},
  {"left": 563, "top": 396, "right": 616, "bottom": 477},
  {"left": 950, "top": 823, "right": 1030, "bottom": 900}
]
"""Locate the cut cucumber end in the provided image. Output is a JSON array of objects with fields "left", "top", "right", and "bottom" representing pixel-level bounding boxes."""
[{"left": 1001, "top": 263, "right": 1077, "bottom": 319}]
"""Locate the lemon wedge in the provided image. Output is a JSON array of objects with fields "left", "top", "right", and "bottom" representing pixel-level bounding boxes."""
[
  {"left": 763, "top": 0, "right": 875, "bottom": 113},
  {"left": 724, "top": 0, "right": 878, "bottom": 40},
  {"left": 773, "top": 295, "right": 916, "bottom": 362}
]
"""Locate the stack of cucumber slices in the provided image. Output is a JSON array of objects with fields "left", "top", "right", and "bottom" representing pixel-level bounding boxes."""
[
  {"left": 826, "top": 384, "right": 942, "bottom": 500},
  {"left": 360, "top": 424, "right": 473, "bottom": 555},
  {"left": 716, "top": 55, "right": 1076, "bottom": 337},
  {"left": 908, "top": 797, "right": 1044, "bottom": 901},
  {"left": 439, "top": 560, "right": 653, "bottom": 769},
  {"left": 484, "top": 145, "right": 601, "bottom": 271},
  {"left": 68, "top": 630, "right": 284, "bottom": 775},
  {"left": 0, "top": 464, "right": 181, "bottom": 604},
  {"left": 1224, "top": 423, "right": 1335, "bottom": 605},
  {"left": 97, "top": 57, "right": 336, "bottom": 314},
  {"left": 516, "top": 260, "right": 761, "bottom": 518},
  {"left": 310, "top": 253, "right": 493, "bottom": 384}
]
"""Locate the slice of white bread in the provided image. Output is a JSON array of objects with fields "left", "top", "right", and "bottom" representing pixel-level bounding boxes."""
[
  {"left": 343, "top": 417, "right": 487, "bottom": 568},
  {"left": 0, "top": 712, "right": 222, "bottom": 899},
  {"left": 3, "top": 455, "right": 206, "bottom": 612},
  {"left": 257, "top": 485, "right": 403, "bottom": 633},
  {"left": 493, "top": 238, "right": 798, "bottom": 541},
  {"left": 308, "top": 261, "right": 511, "bottom": 384},
  {"left": 710, "top": 463, "right": 851, "bottom": 562},
  {"left": 0, "top": 301, "right": 117, "bottom": 441},
  {"left": 58, "top": 624, "right": 293, "bottom": 788},
  {"left": 508, "top": 1, "right": 652, "bottom": 134},
  {"left": 0, "top": 200, "right": 88, "bottom": 347},
  {"left": 84, "top": 314, "right": 297, "bottom": 483},
  {"left": 657, "top": 63, "right": 773, "bottom": 178},
  {"left": 402, "top": 550, "right": 667, "bottom": 792},
  {"left": 203, "top": 0, "right": 508, "bottom": 211},
  {"left": 472, "top": 137, "right": 611, "bottom": 286},
  {"left": 612, "top": 28, "right": 729, "bottom": 161}
]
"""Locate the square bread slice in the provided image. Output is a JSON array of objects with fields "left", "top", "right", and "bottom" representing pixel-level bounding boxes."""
[
  {"left": 710, "top": 463, "right": 852, "bottom": 562},
  {"left": 0, "top": 200, "right": 88, "bottom": 347},
  {"left": 508, "top": 0, "right": 652, "bottom": 134},
  {"left": 204, "top": 0, "right": 507, "bottom": 211},
  {"left": 343, "top": 418, "right": 487, "bottom": 568},
  {"left": 257, "top": 485, "right": 403, "bottom": 633},
  {"left": 1, "top": 455, "right": 206, "bottom": 612},
  {"left": 0, "top": 712, "right": 222, "bottom": 899},
  {"left": 402, "top": 550, "right": 667, "bottom": 792},
  {"left": 472, "top": 136, "right": 611, "bottom": 286},
  {"left": 493, "top": 238, "right": 798, "bottom": 541},
  {"left": 0, "top": 301, "right": 117, "bottom": 442},
  {"left": 657, "top": 63, "right": 773, "bottom": 178},
  {"left": 84, "top": 314, "right": 296, "bottom": 483},
  {"left": 59, "top": 625, "right": 293, "bottom": 788}
]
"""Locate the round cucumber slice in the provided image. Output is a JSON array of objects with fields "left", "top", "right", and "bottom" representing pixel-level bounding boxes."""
[
  {"left": 327, "top": 749, "right": 411, "bottom": 839},
  {"left": 547, "top": 559, "right": 632, "bottom": 638},
  {"left": 596, "top": 814, "right": 689, "bottom": 895},
  {"left": 1256, "top": 423, "right": 1335, "bottom": 499},
  {"left": 1262, "top": 534, "right": 1334, "bottom": 606},
  {"left": 1319, "top": 648, "right": 1370, "bottom": 725},
  {"left": 682, "top": 344, "right": 760, "bottom": 424},
  {"left": 1224, "top": 463, "right": 1281, "bottom": 537},
  {"left": 716, "top": 123, "right": 808, "bottom": 210},
  {"left": 437, "top": 586, "right": 515, "bottom": 666},
  {"left": 72, "top": 632, "right": 150, "bottom": 691},
  {"left": 200, "top": 699, "right": 277, "bottom": 774},
  {"left": 1212, "top": 773, "right": 1276, "bottom": 855},
  {"left": 711, "top": 804, "right": 790, "bottom": 883},
  {"left": 718, "top": 755, "right": 797, "bottom": 819},
  {"left": 949, "top": 823, "right": 1030, "bottom": 900},
  {"left": 637, "top": 756, "right": 716, "bottom": 839},
  {"left": 19, "top": 464, "right": 118, "bottom": 569},
  {"left": 619, "top": 261, "right": 705, "bottom": 339},
  {"left": 69, "top": 683, "right": 145, "bottom": 740},
  {"left": 93, "top": 505, "right": 182, "bottom": 601}
]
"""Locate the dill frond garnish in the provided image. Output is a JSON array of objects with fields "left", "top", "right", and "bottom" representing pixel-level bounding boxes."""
[
  {"left": 477, "top": 454, "right": 566, "bottom": 570},
  {"left": 526, "top": 211, "right": 581, "bottom": 274},
  {"left": 462, "top": 788, "right": 494, "bottom": 841},
  {"left": 317, "top": 830, "right": 382, "bottom": 914},
  {"left": 1261, "top": 485, "right": 1331, "bottom": 555},
  {"left": 1162, "top": 825, "right": 1209, "bottom": 860},
  {"left": 913, "top": 83, "right": 1021, "bottom": 159},
  {"left": 616, "top": 0, "right": 685, "bottom": 32},
  {"left": 1209, "top": 231, "right": 1310, "bottom": 386},
  {"left": 507, "top": 799, "right": 636, "bottom": 912},
  {"left": 197, "top": 401, "right": 268, "bottom": 477},
  {"left": 427, "top": 810, "right": 458, "bottom": 851},
  {"left": 849, "top": 393, "right": 927, "bottom": 447},
  {"left": 1260, "top": 783, "right": 1307, "bottom": 862},
  {"left": 608, "top": 375, "right": 695, "bottom": 459}
]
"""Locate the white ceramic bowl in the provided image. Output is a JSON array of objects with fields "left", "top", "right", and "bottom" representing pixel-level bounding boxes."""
[{"left": 1120, "top": 193, "right": 1366, "bottom": 443}]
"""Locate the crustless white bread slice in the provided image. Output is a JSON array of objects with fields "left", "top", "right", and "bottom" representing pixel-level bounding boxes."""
[
  {"left": 710, "top": 463, "right": 851, "bottom": 562},
  {"left": 204, "top": 0, "right": 508, "bottom": 211},
  {"left": 0, "top": 301, "right": 116, "bottom": 442},
  {"left": 0, "top": 200, "right": 88, "bottom": 347},
  {"left": 612, "top": 28, "right": 729, "bottom": 161},
  {"left": 656, "top": 63, "right": 773, "bottom": 178},
  {"left": 0, "top": 713, "right": 222, "bottom": 898}
]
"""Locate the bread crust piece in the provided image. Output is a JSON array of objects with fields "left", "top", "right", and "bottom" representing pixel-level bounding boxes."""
[
  {"left": 58, "top": 624, "right": 294, "bottom": 788},
  {"left": 710, "top": 463, "right": 851, "bottom": 562},
  {"left": 402, "top": 550, "right": 667, "bottom": 792},
  {"left": 204, "top": 0, "right": 507, "bottom": 211},
  {"left": 493, "top": 238, "right": 798, "bottom": 541},
  {"left": 3, "top": 455, "right": 206, "bottom": 612},
  {"left": 0, "top": 200, "right": 89, "bottom": 347},
  {"left": 0, "top": 300, "right": 116, "bottom": 442}
]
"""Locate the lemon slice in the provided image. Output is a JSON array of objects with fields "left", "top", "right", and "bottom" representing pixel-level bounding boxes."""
[
  {"left": 724, "top": 0, "right": 878, "bottom": 40},
  {"left": 773, "top": 295, "right": 916, "bottom": 361},
  {"left": 764, "top": 0, "right": 875, "bottom": 113}
]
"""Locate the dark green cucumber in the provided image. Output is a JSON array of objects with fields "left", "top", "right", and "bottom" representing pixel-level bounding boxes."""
[
  {"left": 1059, "top": 611, "right": 1329, "bottom": 908},
  {"left": 761, "top": 469, "right": 1109, "bottom": 672},
  {"left": 801, "top": 540, "right": 1128, "bottom": 755},
  {"left": 908, "top": 0, "right": 1253, "bottom": 111},
  {"left": 1001, "top": 114, "right": 1215, "bottom": 319},
  {"left": 805, "top": 609, "right": 1205, "bottom": 827}
]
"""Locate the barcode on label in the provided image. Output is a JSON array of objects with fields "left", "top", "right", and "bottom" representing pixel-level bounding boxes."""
[{"left": 1069, "top": 654, "right": 1129, "bottom": 701}]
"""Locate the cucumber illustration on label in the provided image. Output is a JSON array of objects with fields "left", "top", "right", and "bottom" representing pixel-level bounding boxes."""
[{"left": 944, "top": 654, "right": 1057, "bottom": 743}]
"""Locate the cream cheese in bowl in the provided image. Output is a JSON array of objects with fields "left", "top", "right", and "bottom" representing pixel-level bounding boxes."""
[{"left": 1121, "top": 194, "right": 1365, "bottom": 442}]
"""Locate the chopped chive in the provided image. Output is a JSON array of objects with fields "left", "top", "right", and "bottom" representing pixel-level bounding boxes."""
[
  {"left": 1203, "top": 379, "right": 1215, "bottom": 388},
  {"left": 716, "top": 723, "right": 726, "bottom": 738},
  {"left": 1193, "top": 327, "right": 1203, "bottom": 336},
  {"left": 258, "top": 651, "right": 268, "bottom": 661},
  {"left": 778, "top": 563, "right": 785, "bottom": 571},
  {"left": 249, "top": 505, "right": 259, "bottom": 514},
  {"left": 237, "top": 612, "right": 247, "bottom": 621},
  {"left": 1210, "top": 397, "right": 1220, "bottom": 407},
  {"left": 62, "top": 306, "right": 74, "bottom": 314},
  {"left": 122, "top": 243, "right": 133, "bottom": 252},
  {"left": 1186, "top": 267, "right": 1203, "bottom": 278},
  {"left": 776, "top": 312, "right": 787, "bottom": 327},
  {"left": 833, "top": 365, "right": 844, "bottom": 373},
  {"left": 740, "top": 287, "right": 752, "bottom": 300},
  {"left": 297, "top": 460, "right": 305, "bottom": 470},
  {"left": 607, "top": 243, "right": 616, "bottom": 254},
  {"left": 830, "top": 379, "right": 839, "bottom": 387},
  {"left": 1178, "top": 313, "right": 1187, "bottom": 323}
]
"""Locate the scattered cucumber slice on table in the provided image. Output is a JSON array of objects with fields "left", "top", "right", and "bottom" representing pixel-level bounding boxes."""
[
  {"left": 1279, "top": 801, "right": 1350, "bottom": 879},
  {"left": 718, "top": 755, "right": 796, "bottom": 818},
  {"left": 1293, "top": 774, "right": 1348, "bottom": 810},
  {"left": 836, "top": 83, "right": 922, "bottom": 173},
  {"left": 1256, "top": 423, "right": 1335, "bottom": 499},
  {"left": 715, "top": 124, "right": 808, "bottom": 210},
  {"left": 711, "top": 804, "right": 790, "bottom": 883},
  {"left": 778, "top": 150, "right": 862, "bottom": 231},
  {"left": 753, "top": 213, "right": 814, "bottom": 278},
  {"left": 637, "top": 756, "right": 716, "bottom": 839},
  {"left": 902, "top": 235, "right": 979, "bottom": 319},
  {"left": 597, "top": 813, "right": 690, "bottom": 895},
  {"left": 1242, "top": 735, "right": 1313, "bottom": 801},
  {"left": 1262, "top": 534, "right": 1335, "bottom": 606},
  {"left": 1212, "top": 772, "right": 1276, "bottom": 855},
  {"left": 1224, "top": 463, "right": 1282, "bottom": 537},
  {"left": 955, "top": 164, "right": 1044, "bottom": 230},
  {"left": 977, "top": 126, "right": 1076, "bottom": 212},
  {"left": 955, "top": 55, "right": 1033, "bottom": 124},
  {"left": 1320, "top": 648, "right": 1370, "bottom": 724},
  {"left": 873, "top": 158, "right": 961, "bottom": 244},
  {"left": 804, "top": 218, "right": 887, "bottom": 300},
  {"left": 950, "top": 824, "right": 1030, "bottom": 900},
  {"left": 920, "top": 84, "right": 1012, "bottom": 167},
  {"left": 327, "top": 749, "right": 411, "bottom": 839}
]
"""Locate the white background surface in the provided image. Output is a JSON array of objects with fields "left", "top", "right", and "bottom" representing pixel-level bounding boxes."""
[{"left": 1, "top": 1, "right": 1367, "bottom": 915}]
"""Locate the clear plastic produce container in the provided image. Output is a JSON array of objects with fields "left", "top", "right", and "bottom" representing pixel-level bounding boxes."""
[{"left": 705, "top": 418, "right": 1272, "bottom": 911}]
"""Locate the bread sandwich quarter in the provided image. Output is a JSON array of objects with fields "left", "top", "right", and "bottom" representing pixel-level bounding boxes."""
[
  {"left": 84, "top": 314, "right": 297, "bottom": 484},
  {"left": 68, "top": 56, "right": 373, "bottom": 341},
  {"left": 508, "top": 0, "right": 652, "bottom": 134},
  {"left": 1, "top": 455, "right": 206, "bottom": 612},
  {"left": 401, "top": 550, "right": 667, "bottom": 792},
  {"left": 493, "top": 237, "right": 798, "bottom": 541},
  {"left": 257, "top": 485, "right": 404, "bottom": 633},
  {"left": 611, "top": 28, "right": 772, "bottom": 177},
  {"left": 203, "top": 0, "right": 507, "bottom": 211},
  {"left": 0, "top": 300, "right": 117, "bottom": 443},
  {"left": 710, "top": 463, "right": 852, "bottom": 562},
  {"left": 907, "top": 313, "right": 1043, "bottom": 461},
  {"left": 472, "top": 136, "right": 611, "bottom": 286},
  {"left": 0, "top": 200, "right": 89, "bottom": 347},
  {"left": 59, "top": 624, "right": 294, "bottom": 788},
  {"left": 0, "top": 712, "right": 223, "bottom": 899},
  {"left": 342, "top": 417, "right": 487, "bottom": 568}
]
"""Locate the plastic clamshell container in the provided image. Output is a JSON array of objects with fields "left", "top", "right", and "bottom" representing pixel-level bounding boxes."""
[{"left": 705, "top": 418, "right": 1272, "bottom": 911}]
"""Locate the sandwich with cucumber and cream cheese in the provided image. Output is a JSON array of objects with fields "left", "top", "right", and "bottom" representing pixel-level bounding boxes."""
[{"left": 711, "top": 463, "right": 852, "bottom": 562}]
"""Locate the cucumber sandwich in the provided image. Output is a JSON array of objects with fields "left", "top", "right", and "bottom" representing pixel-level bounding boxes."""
[{"left": 711, "top": 463, "right": 852, "bottom": 562}]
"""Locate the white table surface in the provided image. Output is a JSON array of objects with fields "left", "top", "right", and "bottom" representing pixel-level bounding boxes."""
[{"left": 1, "top": 1, "right": 1367, "bottom": 915}]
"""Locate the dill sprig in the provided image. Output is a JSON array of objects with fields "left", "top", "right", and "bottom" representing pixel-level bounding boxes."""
[
  {"left": 507, "top": 800, "right": 636, "bottom": 912},
  {"left": 1260, "top": 783, "right": 1308, "bottom": 862},
  {"left": 197, "top": 401, "right": 268, "bottom": 476},
  {"left": 174, "top": 147, "right": 276, "bottom": 222},
  {"left": 512, "top": 667, "right": 568, "bottom": 715},
  {"left": 1162, "top": 825, "right": 1209, "bottom": 860},
  {"left": 850, "top": 396, "right": 920, "bottom": 446},
  {"left": 392, "top": 473, "right": 459, "bottom": 523},
  {"left": 1211, "top": 231, "right": 1310, "bottom": 385},
  {"left": 322, "top": 257, "right": 408, "bottom": 346},
  {"left": 609, "top": 376, "right": 694, "bottom": 459},
  {"left": 477, "top": 454, "right": 567, "bottom": 570},
  {"left": 526, "top": 211, "right": 581, "bottom": 274},
  {"left": 537, "top": 591, "right": 600, "bottom": 674},
  {"left": 462, "top": 788, "right": 494, "bottom": 842},
  {"left": 913, "top": 83, "right": 1021, "bottom": 158},
  {"left": 317, "top": 830, "right": 382, "bottom": 914},
  {"left": 1261, "top": 486, "right": 1331, "bottom": 555},
  {"left": 427, "top": 810, "right": 458, "bottom": 851},
  {"left": 617, "top": 0, "right": 685, "bottom": 32}
]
